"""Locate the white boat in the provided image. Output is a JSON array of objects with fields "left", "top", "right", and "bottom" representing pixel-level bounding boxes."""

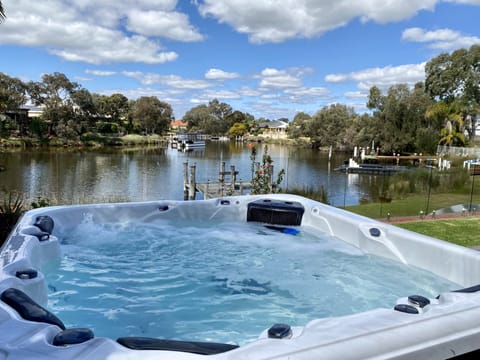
[
  {"left": 209, "top": 136, "right": 230, "bottom": 142},
  {"left": 2, "top": 194, "right": 480, "bottom": 359},
  {"left": 169, "top": 137, "right": 179, "bottom": 148},
  {"left": 179, "top": 139, "right": 206, "bottom": 150}
]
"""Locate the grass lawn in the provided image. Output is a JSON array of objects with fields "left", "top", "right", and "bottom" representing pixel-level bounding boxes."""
[
  {"left": 344, "top": 193, "right": 480, "bottom": 248},
  {"left": 394, "top": 218, "right": 480, "bottom": 247},
  {"left": 345, "top": 193, "right": 478, "bottom": 219}
]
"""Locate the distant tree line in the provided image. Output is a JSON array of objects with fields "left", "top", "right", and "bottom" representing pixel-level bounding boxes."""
[
  {"left": 1, "top": 45, "right": 479, "bottom": 153},
  {"left": 0, "top": 71, "right": 260, "bottom": 143},
  {"left": 0, "top": 72, "right": 175, "bottom": 140},
  {"left": 290, "top": 45, "right": 479, "bottom": 154}
]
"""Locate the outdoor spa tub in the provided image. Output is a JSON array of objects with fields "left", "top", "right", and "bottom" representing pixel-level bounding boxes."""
[{"left": 2, "top": 194, "right": 480, "bottom": 359}]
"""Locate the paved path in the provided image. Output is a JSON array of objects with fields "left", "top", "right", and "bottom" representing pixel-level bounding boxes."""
[{"left": 377, "top": 212, "right": 480, "bottom": 224}]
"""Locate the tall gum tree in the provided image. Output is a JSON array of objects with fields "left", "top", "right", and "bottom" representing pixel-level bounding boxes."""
[
  {"left": 367, "top": 83, "right": 434, "bottom": 154},
  {"left": 28, "top": 72, "right": 80, "bottom": 136},
  {"left": 132, "top": 96, "right": 173, "bottom": 135},
  {"left": 425, "top": 45, "right": 480, "bottom": 139}
]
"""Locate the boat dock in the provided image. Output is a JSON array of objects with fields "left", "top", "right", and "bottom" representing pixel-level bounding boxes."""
[
  {"left": 335, "top": 163, "right": 410, "bottom": 174},
  {"left": 183, "top": 162, "right": 252, "bottom": 200},
  {"left": 335, "top": 155, "right": 442, "bottom": 174}
]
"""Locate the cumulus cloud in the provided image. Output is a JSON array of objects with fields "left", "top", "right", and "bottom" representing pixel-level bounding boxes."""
[
  {"left": 197, "top": 0, "right": 439, "bottom": 43},
  {"left": 237, "top": 87, "right": 264, "bottom": 97},
  {"left": 126, "top": 9, "right": 204, "bottom": 41},
  {"left": 258, "top": 68, "right": 303, "bottom": 88},
  {"left": 205, "top": 68, "right": 240, "bottom": 80},
  {"left": 325, "top": 63, "right": 426, "bottom": 90},
  {"left": 402, "top": 27, "right": 480, "bottom": 50},
  {"left": 122, "top": 71, "right": 213, "bottom": 89},
  {"left": 0, "top": 0, "right": 201, "bottom": 64},
  {"left": 344, "top": 91, "right": 367, "bottom": 99},
  {"left": 283, "top": 87, "right": 331, "bottom": 104},
  {"left": 285, "top": 87, "right": 330, "bottom": 99},
  {"left": 192, "top": 90, "right": 241, "bottom": 103}
]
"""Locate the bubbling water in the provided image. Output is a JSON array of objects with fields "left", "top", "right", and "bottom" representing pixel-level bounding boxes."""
[{"left": 46, "top": 219, "right": 459, "bottom": 345}]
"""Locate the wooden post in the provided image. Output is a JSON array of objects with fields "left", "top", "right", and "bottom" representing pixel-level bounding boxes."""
[
  {"left": 183, "top": 162, "right": 188, "bottom": 200},
  {"left": 219, "top": 161, "right": 226, "bottom": 182},
  {"left": 219, "top": 161, "right": 225, "bottom": 197},
  {"left": 230, "top": 165, "right": 236, "bottom": 193},
  {"left": 189, "top": 164, "right": 196, "bottom": 200},
  {"left": 269, "top": 164, "right": 274, "bottom": 192}
]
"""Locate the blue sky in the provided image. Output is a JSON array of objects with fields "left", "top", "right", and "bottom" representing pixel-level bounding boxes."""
[{"left": 1, "top": 0, "right": 479, "bottom": 120}]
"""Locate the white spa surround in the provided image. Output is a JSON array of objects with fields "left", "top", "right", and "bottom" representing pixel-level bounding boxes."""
[{"left": 2, "top": 194, "right": 480, "bottom": 359}]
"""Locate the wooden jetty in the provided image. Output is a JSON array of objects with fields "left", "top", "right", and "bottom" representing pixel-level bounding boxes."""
[
  {"left": 335, "top": 154, "right": 442, "bottom": 174},
  {"left": 183, "top": 161, "right": 252, "bottom": 200},
  {"left": 335, "top": 163, "right": 410, "bottom": 174}
]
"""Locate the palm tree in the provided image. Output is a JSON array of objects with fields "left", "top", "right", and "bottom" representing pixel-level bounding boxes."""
[
  {"left": 439, "top": 118, "right": 466, "bottom": 146},
  {"left": 0, "top": 1, "right": 5, "bottom": 23}
]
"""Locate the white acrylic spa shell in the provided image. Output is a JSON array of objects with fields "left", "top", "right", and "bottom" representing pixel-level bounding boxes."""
[{"left": 2, "top": 194, "right": 480, "bottom": 359}]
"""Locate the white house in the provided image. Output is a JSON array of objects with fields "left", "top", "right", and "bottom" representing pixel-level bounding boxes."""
[{"left": 256, "top": 120, "right": 289, "bottom": 139}]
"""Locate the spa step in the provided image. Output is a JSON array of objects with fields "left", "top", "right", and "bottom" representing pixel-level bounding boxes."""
[{"left": 117, "top": 337, "right": 239, "bottom": 355}]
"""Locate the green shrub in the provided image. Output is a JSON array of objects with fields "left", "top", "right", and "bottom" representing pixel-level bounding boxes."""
[
  {"left": 287, "top": 185, "right": 330, "bottom": 204},
  {"left": 0, "top": 191, "right": 25, "bottom": 244},
  {"left": 249, "top": 145, "right": 285, "bottom": 194},
  {"left": 29, "top": 118, "right": 48, "bottom": 138},
  {"left": 31, "top": 196, "right": 50, "bottom": 209},
  {"left": 96, "top": 122, "right": 119, "bottom": 134}
]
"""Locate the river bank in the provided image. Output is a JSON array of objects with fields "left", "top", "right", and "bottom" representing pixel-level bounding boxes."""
[
  {"left": 0, "top": 134, "right": 167, "bottom": 148},
  {"left": 0, "top": 133, "right": 319, "bottom": 149}
]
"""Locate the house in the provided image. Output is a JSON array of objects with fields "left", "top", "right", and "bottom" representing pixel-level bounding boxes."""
[
  {"left": 24, "top": 105, "right": 44, "bottom": 118},
  {"left": 256, "top": 120, "right": 289, "bottom": 139},
  {"left": 170, "top": 119, "right": 188, "bottom": 132}
]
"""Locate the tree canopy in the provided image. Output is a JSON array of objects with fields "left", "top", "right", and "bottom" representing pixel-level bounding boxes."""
[
  {"left": 0, "top": 1, "right": 5, "bottom": 23},
  {"left": 0, "top": 73, "right": 27, "bottom": 113},
  {"left": 184, "top": 99, "right": 234, "bottom": 135},
  {"left": 1, "top": 44, "right": 479, "bottom": 153},
  {"left": 425, "top": 45, "right": 480, "bottom": 138},
  {"left": 307, "top": 104, "right": 355, "bottom": 148},
  {"left": 133, "top": 97, "right": 173, "bottom": 135}
]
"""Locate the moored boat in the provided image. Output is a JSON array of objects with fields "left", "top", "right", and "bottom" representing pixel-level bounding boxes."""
[{"left": 179, "top": 139, "right": 206, "bottom": 150}]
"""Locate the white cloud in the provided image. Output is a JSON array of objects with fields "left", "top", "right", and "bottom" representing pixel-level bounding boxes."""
[
  {"left": 262, "top": 87, "right": 331, "bottom": 106},
  {"left": 246, "top": 100, "right": 295, "bottom": 120},
  {"left": 190, "top": 90, "right": 241, "bottom": 104},
  {"left": 324, "top": 74, "right": 348, "bottom": 83},
  {"left": 198, "top": 0, "right": 440, "bottom": 43},
  {"left": 126, "top": 9, "right": 204, "bottom": 41},
  {"left": 444, "top": 0, "right": 480, "bottom": 4},
  {"left": 238, "top": 87, "right": 263, "bottom": 97},
  {"left": 85, "top": 70, "right": 117, "bottom": 76},
  {"left": 258, "top": 68, "right": 303, "bottom": 88},
  {"left": 402, "top": 27, "right": 480, "bottom": 50},
  {"left": 325, "top": 63, "right": 426, "bottom": 90},
  {"left": 284, "top": 87, "right": 330, "bottom": 98},
  {"left": 344, "top": 91, "right": 367, "bottom": 99},
  {"left": 0, "top": 0, "right": 197, "bottom": 64},
  {"left": 205, "top": 68, "right": 240, "bottom": 80},
  {"left": 70, "top": 0, "right": 179, "bottom": 27},
  {"left": 122, "top": 71, "right": 213, "bottom": 89}
]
